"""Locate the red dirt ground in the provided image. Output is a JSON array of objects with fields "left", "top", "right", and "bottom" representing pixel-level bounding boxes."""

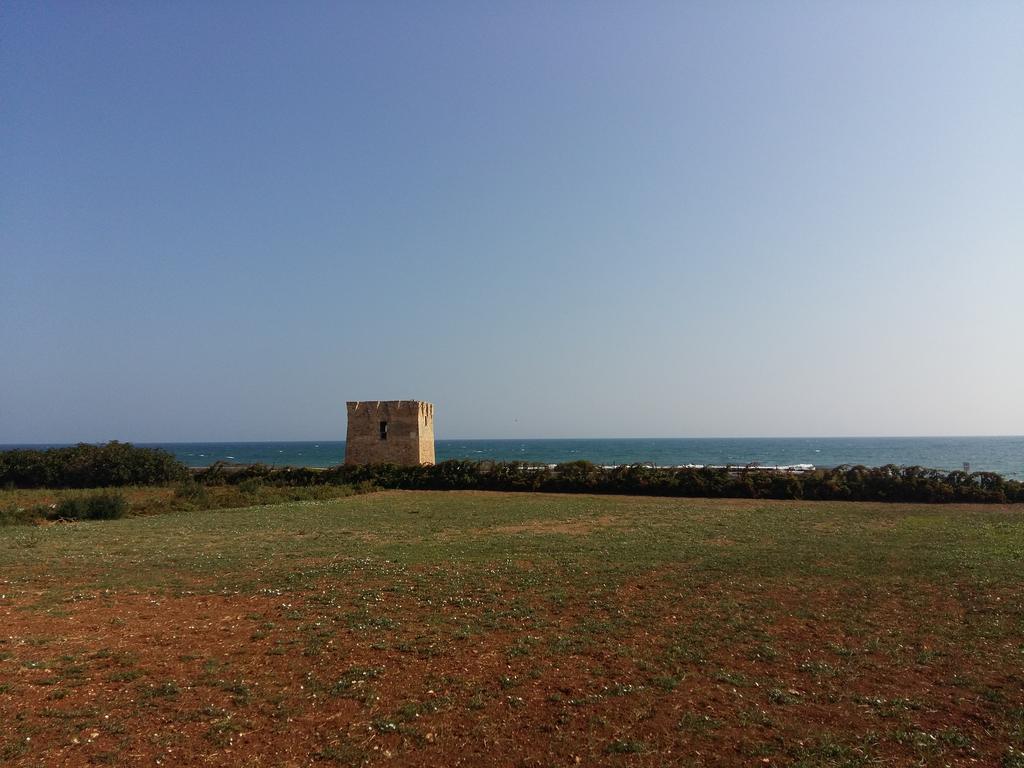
[{"left": 2, "top": 568, "right": 1022, "bottom": 767}]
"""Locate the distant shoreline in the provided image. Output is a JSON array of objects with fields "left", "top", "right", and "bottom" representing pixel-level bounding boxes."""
[
  {"left": 5, "top": 435, "right": 1023, "bottom": 447},
  {"left": 6, "top": 437, "right": 1018, "bottom": 478}
]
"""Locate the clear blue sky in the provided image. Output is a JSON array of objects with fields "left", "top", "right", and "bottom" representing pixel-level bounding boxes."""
[{"left": 2, "top": 1, "right": 1022, "bottom": 441}]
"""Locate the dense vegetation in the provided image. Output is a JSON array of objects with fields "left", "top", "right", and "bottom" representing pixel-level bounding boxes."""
[
  {"left": 196, "top": 459, "right": 1024, "bottom": 503},
  {"left": 0, "top": 442, "right": 188, "bottom": 488},
  {"left": 2, "top": 442, "right": 1020, "bottom": 503},
  {"left": 52, "top": 490, "right": 128, "bottom": 520}
]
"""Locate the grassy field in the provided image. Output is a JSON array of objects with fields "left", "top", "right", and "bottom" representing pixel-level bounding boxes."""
[
  {"left": 1, "top": 490, "right": 1023, "bottom": 766},
  {"left": 0, "top": 482, "right": 372, "bottom": 526}
]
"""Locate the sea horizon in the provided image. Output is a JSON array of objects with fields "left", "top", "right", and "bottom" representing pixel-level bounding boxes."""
[
  {"left": 6, "top": 433, "right": 1023, "bottom": 444},
  {"left": 3, "top": 436, "right": 1022, "bottom": 479}
]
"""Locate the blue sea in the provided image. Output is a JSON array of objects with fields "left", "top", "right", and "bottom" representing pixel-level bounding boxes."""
[
  {"left": 4, "top": 436, "right": 1019, "bottom": 479},
  {"left": 8, "top": 437, "right": 1018, "bottom": 478}
]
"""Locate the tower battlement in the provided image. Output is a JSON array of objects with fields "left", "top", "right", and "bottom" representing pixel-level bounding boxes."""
[{"left": 344, "top": 400, "right": 435, "bottom": 466}]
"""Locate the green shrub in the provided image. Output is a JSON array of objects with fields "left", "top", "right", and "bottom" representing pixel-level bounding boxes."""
[
  {"left": 0, "top": 442, "right": 188, "bottom": 489},
  {"left": 0, "top": 506, "right": 49, "bottom": 526},
  {"left": 174, "top": 481, "right": 209, "bottom": 505},
  {"left": 85, "top": 491, "right": 127, "bottom": 520},
  {"left": 54, "top": 492, "right": 127, "bottom": 520},
  {"left": 55, "top": 496, "right": 89, "bottom": 520},
  {"left": 237, "top": 478, "right": 264, "bottom": 495}
]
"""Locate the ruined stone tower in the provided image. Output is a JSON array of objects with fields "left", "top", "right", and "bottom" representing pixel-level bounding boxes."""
[{"left": 344, "top": 401, "right": 435, "bottom": 466}]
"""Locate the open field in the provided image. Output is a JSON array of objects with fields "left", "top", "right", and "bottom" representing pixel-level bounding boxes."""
[
  {"left": 1, "top": 491, "right": 1023, "bottom": 767},
  {"left": 0, "top": 483, "right": 372, "bottom": 526}
]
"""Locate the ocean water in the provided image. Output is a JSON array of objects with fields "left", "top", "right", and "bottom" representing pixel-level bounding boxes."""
[
  {"left": 7, "top": 436, "right": 1017, "bottom": 477},
  {"left": 0, "top": 436, "right": 1003, "bottom": 479}
]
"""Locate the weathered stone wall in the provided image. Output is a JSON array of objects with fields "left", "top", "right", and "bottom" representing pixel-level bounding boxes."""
[{"left": 344, "top": 400, "right": 435, "bottom": 466}]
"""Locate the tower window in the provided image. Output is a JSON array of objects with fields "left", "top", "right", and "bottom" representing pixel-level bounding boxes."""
[{"left": 379, "top": 421, "right": 388, "bottom": 440}]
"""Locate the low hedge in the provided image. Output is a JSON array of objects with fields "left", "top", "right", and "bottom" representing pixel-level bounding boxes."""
[
  {"left": 193, "top": 460, "right": 1024, "bottom": 504},
  {"left": 3, "top": 441, "right": 1017, "bottom": 503}
]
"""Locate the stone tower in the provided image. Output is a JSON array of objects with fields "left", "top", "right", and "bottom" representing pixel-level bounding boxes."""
[{"left": 344, "top": 400, "right": 435, "bottom": 466}]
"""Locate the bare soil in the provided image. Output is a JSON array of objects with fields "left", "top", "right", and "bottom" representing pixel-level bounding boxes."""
[
  {"left": 3, "top": 574, "right": 1022, "bottom": 767},
  {"left": 1, "top": 491, "right": 1022, "bottom": 766}
]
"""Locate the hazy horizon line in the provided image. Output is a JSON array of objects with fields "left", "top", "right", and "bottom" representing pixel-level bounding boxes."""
[{"left": 3, "top": 434, "right": 1023, "bottom": 447}]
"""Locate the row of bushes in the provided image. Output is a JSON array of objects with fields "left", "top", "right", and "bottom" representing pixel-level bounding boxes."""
[
  {"left": 0, "top": 442, "right": 188, "bottom": 488},
  {"left": 194, "top": 460, "right": 1024, "bottom": 504},
  {"left": 1, "top": 441, "right": 1018, "bottom": 503}
]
